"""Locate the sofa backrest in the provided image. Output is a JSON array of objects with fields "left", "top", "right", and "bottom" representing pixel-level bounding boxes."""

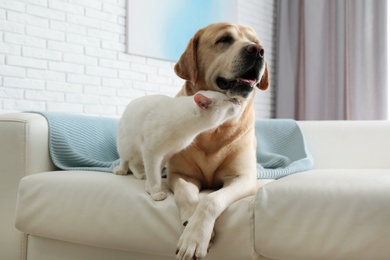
[{"left": 298, "top": 121, "right": 390, "bottom": 169}]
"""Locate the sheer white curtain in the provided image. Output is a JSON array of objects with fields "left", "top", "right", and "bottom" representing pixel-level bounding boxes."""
[{"left": 276, "top": 0, "right": 388, "bottom": 120}]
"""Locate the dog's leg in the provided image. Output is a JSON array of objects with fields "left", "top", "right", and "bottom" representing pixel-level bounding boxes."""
[
  {"left": 169, "top": 174, "right": 201, "bottom": 225},
  {"left": 175, "top": 174, "right": 256, "bottom": 260}
]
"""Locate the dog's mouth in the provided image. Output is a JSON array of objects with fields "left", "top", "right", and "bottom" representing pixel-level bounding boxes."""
[{"left": 216, "top": 65, "right": 261, "bottom": 98}]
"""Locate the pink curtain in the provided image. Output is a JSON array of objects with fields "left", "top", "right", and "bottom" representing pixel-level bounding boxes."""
[{"left": 276, "top": 0, "right": 388, "bottom": 120}]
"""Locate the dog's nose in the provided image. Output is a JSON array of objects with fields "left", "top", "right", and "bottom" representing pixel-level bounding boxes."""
[{"left": 245, "top": 44, "right": 264, "bottom": 59}]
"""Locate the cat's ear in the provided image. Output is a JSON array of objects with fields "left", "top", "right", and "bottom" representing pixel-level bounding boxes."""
[{"left": 194, "top": 93, "right": 213, "bottom": 109}]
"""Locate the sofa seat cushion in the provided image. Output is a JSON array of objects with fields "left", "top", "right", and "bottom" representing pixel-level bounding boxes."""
[
  {"left": 15, "top": 171, "right": 181, "bottom": 256},
  {"left": 254, "top": 169, "right": 390, "bottom": 260},
  {"left": 15, "top": 171, "right": 270, "bottom": 259}
]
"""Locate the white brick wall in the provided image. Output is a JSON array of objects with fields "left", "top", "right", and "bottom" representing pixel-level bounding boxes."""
[{"left": 0, "top": 0, "right": 276, "bottom": 118}]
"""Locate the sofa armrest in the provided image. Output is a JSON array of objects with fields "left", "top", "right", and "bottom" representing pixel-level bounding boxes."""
[
  {"left": 0, "top": 112, "right": 57, "bottom": 260},
  {"left": 297, "top": 120, "right": 390, "bottom": 169},
  {"left": 0, "top": 112, "right": 57, "bottom": 175}
]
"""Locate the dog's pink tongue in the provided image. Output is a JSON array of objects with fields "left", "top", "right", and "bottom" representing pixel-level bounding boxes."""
[{"left": 237, "top": 78, "right": 256, "bottom": 86}]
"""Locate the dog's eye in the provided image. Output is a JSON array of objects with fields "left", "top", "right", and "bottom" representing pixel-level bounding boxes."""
[{"left": 216, "top": 36, "right": 233, "bottom": 44}]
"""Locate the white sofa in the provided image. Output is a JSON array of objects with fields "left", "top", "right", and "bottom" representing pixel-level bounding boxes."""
[{"left": 1, "top": 112, "right": 390, "bottom": 260}]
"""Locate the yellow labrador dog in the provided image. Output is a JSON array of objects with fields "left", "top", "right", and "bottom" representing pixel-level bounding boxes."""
[{"left": 169, "top": 22, "right": 269, "bottom": 260}]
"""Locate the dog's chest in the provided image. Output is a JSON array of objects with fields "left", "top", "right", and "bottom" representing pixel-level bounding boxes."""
[{"left": 182, "top": 144, "right": 230, "bottom": 185}]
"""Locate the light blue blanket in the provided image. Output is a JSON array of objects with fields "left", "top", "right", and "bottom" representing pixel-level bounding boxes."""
[
  {"left": 37, "top": 112, "right": 120, "bottom": 172},
  {"left": 36, "top": 112, "right": 313, "bottom": 179},
  {"left": 255, "top": 119, "right": 313, "bottom": 179}
]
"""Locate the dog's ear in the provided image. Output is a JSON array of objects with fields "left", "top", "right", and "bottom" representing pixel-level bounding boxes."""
[
  {"left": 256, "top": 62, "right": 269, "bottom": 91},
  {"left": 174, "top": 29, "right": 203, "bottom": 84}
]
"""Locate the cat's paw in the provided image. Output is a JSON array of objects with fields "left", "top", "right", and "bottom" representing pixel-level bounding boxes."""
[
  {"left": 151, "top": 191, "right": 167, "bottom": 201},
  {"left": 145, "top": 185, "right": 167, "bottom": 201},
  {"left": 113, "top": 166, "right": 127, "bottom": 175},
  {"left": 133, "top": 171, "right": 146, "bottom": 180}
]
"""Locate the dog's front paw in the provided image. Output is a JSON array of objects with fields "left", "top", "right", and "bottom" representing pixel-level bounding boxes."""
[
  {"left": 180, "top": 206, "right": 197, "bottom": 226},
  {"left": 175, "top": 218, "right": 213, "bottom": 260}
]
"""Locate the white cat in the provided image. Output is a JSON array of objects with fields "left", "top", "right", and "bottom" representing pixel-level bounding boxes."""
[{"left": 114, "top": 90, "right": 241, "bottom": 201}]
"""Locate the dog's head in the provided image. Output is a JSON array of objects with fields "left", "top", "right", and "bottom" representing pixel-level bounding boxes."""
[{"left": 175, "top": 22, "right": 269, "bottom": 102}]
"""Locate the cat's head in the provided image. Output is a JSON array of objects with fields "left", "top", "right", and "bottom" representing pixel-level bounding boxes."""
[{"left": 193, "top": 90, "right": 242, "bottom": 121}]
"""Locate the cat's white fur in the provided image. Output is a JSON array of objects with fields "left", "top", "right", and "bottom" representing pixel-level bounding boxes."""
[{"left": 114, "top": 90, "right": 241, "bottom": 201}]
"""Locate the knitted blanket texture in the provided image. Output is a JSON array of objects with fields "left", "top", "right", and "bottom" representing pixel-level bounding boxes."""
[{"left": 36, "top": 112, "right": 313, "bottom": 179}]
